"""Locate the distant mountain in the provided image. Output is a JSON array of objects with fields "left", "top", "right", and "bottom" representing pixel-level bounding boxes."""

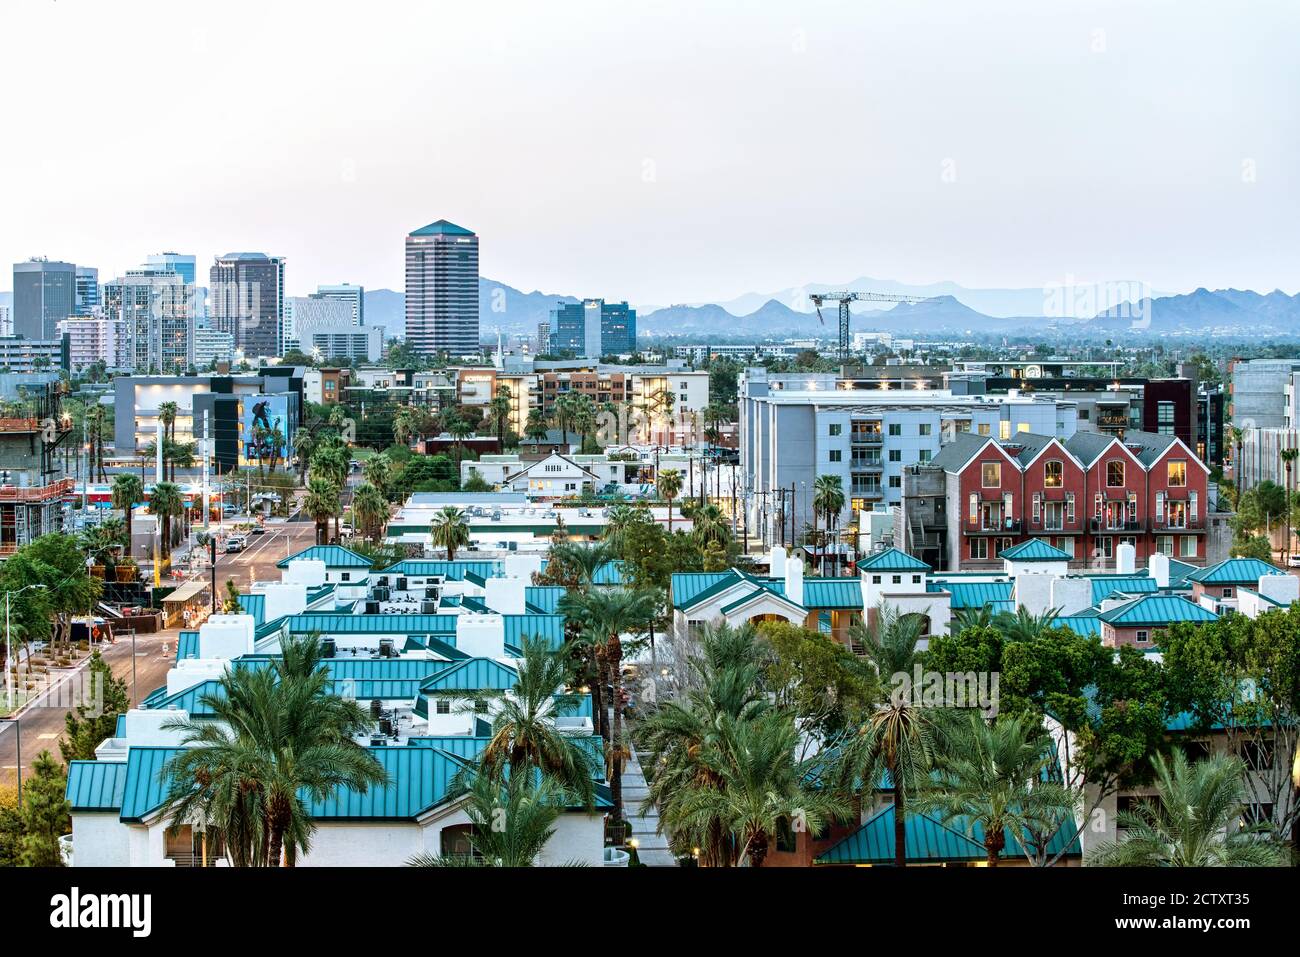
[
  {"left": 638, "top": 298, "right": 827, "bottom": 336},
  {"left": 1087, "top": 288, "right": 1300, "bottom": 336},
  {"left": 364, "top": 280, "right": 579, "bottom": 338}
]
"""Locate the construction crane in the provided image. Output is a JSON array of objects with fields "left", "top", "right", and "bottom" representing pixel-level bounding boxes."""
[{"left": 809, "top": 290, "right": 934, "bottom": 360}]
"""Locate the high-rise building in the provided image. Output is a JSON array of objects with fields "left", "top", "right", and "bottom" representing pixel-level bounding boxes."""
[
  {"left": 285, "top": 295, "right": 354, "bottom": 345},
  {"left": 405, "top": 220, "right": 478, "bottom": 356},
  {"left": 210, "top": 252, "right": 285, "bottom": 359},
  {"left": 59, "top": 315, "right": 129, "bottom": 371},
  {"left": 548, "top": 299, "right": 637, "bottom": 357},
  {"left": 74, "top": 266, "right": 99, "bottom": 316},
  {"left": 146, "top": 252, "right": 197, "bottom": 285},
  {"left": 316, "top": 283, "right": 364, "bottom": 325},
  {"left": 102, "top": 266, "right": 195, "bottom": 373},
  {"left": 13, "top": 259, "right": 76, "bottom": 339}
]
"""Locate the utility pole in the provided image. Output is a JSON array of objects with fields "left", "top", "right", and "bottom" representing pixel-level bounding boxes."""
[{"left": 201, "top": 409, "right": 210, "bottom": 531}]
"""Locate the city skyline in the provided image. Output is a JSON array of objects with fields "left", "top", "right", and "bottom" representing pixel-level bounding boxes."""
[{"left": 1, "top": 1, "right": 1298, "bottom": 305}]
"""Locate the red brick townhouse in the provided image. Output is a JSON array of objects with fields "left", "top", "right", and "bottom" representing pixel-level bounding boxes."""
[{"left": 923, "top": 430, "right": 1212, "bottom": 572}]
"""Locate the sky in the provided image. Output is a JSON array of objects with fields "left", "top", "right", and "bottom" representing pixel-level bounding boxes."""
[{"left": 2, "top": 0, "right": 1297, "bottom": 305}]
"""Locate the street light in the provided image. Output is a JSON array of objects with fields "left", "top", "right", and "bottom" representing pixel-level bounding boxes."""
[
  {"left": 0, "top": 718, "right": 20, "bottom": 807},
  {"left": 5, "top": 583, "right": 47, "bottom": 713}
]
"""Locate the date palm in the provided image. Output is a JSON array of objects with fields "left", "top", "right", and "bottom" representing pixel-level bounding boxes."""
[
  {"left": 430, "top": 506, "right": 470, "bottom": 561},
  {"left": 1087, "top": 751, "right": 1289, "bottom": 867},
  {"left": 149, "top": 481, "right": 184, "bottom": 561},
  {"left": 304, "top": 477, "right": 339, "bottom": 545},
  {"left": 656, "top": 468, "right": 682, "bottom": 533},
  {"left": 813, "top": 474, "right": 845, "bottom": 575},
  {"left": 407, "top": 771, "right": 568, "bottom": 867},
  {"left": 1281, "top": 446, "right": 1297, "bottom": 561},
  {"left": 111, "top": 473, "right": 144, "bottom": 556},
  {"left": 350, "top": 482, "right": 389, "bottom": 543},
  {"left": 361, "top": 454, "right": 389, "bottom": 498}
]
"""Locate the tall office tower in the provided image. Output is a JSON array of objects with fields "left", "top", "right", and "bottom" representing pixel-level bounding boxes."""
[
  {"left": 102, "top": 266, "right": 195, "bottom": 373},
  {"left": 147, "top": 252, "right": 197, "bottom": 285},
  {"left": 535, "top": 320, "right": 550, "bottom": 355},
  {"left": 0, "top": 305, "right": 10, "bottom": 336},
  {"left": 209, "top": 252, "right": 286, "bottom": 359},
  {"left": 316, "top": 283, "right": 364, "bottom": 325},
  {"left": 285, "top": 295, "right": 354, "bottom": 345},
  {"left": 405, "top": 220, "right": 478, "bottom": 356},
  {"left": 13, "top": 259, "right": 77, "bottom": 339},
  {"left": 549, "top": 299, "right": 637, "bottom": 357},
  {"left": 74, "top": 266, "right": 100, "bottom": 316}
]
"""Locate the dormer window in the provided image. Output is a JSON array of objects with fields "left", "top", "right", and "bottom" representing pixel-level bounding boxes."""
[
  {"left": 1044, "top": 460, "right": 1063, "bottom": 488},
  {"left": 1107, "top": 461, "right": 1125, "bottom": 487}
]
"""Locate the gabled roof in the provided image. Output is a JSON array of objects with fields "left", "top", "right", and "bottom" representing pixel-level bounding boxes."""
[
  {"left": 1089, "top": 575, "right": 1159, "bottom": 605},
  {"left": 378, "top": 560, "right": 503, "bottom": 580},
  {"left": 1000, "top": 539, "right": 1072, "bottom": 562},
  {"left": 670, "top": 571, "right": 735, "bottom": 608},
  {"left": 277, "top": 544, "right": 374, "bottom": 569},
  {"left": 1097, "top": 594, "right": 1218, "bottom": 627},
  {"left": 175, "top": 631, "right": 200, "bottom": 662},
  {"left": 419, "top": 657, "right": 517, "bottom": 693},
  {"left": 930, "top": 579, "right": 1014, "bottom": 610},
  {"left": 719, "top": 586, "right": 805, "bottom": 617},
  {"left": 286, "top": 613, "right": 459, "bottom": 635},
  {"left": 927, "top": 433, "right": 1002, "bottom": 473},
  {"left": 409, "top": 219, "right": 475, "bottom": 237},
  {"left": 525, "top": 585, "right": 566, "bottom": 613},
  {"left": 503, "top": 614, "right": 567, "bottom": 652},
  {"left": 1184, "top": 557, "right": 1281, "bottom": 585},
  {"left": 802, "top": 579, "right": 863, "bottom": 609},
  {"left": 592, "top": 561, "right": 628, "bottom": 586},
  {"left": 1063, "top": 430, "right": 1119, "bottom": 468},
  {"left": 1053, "top": 615, "right": 1102, "bottom": 637},
  {"left": 857, "top": 548, "right": 931, "bottom": 572},
  {"left": 66, "top": 760, "right": 129, "bottom": 811},
  {"left": 1004, "top": 432, "right": 1061, "bottom": 468},
  {"left": 1165, "top": 558, "right": 1198, "bottom": 589},
  {"left": 1121, "top": 430, "right": 1200, "bottom": 469},
  {"left": 307, "top": 746, "right": 471, "bottom": 820},
  {"left": 504, "top": 453, "right": 599, "bottom": 484},
  {"left": 119, "top": 747, "right": 184, "bottom": 822},
  {"left": 236, "top": 593, "right": 265, "bottom": 625}
]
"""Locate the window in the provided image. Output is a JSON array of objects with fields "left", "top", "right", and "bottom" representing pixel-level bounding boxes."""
[
  {"left": 871, "top": 574, "right": 881, "bottom": 584},
  {"left": 918, "top": 449, "right": 931, "bottom": 463},
  {"left": 1155, "top": 491, "right": 1164, "bottom": 523},
  {"left": 1066, "top": 493, "right": 1075, "bottom": 523},
  {"left": 888, "top": 423, "right": 902, "bottom": 436},
  {"left": 851, "top": 497, "right": 866, "bottom": 513},
  {"left": 1032, "top": 493, "right": 1041, "bottom": 524},
  {"left": 970, "top": 538, "right": 988, "bottom": 560},
  {"left": 829, "top": 423, "right": 842, "bottom": 436},
  {"left": 1157, "top": 535, "right": 1174, "bottom": 555},
  {"left": 981, "top": 462, "right": 1001, "bottom": 487},
  {"left": 1044, "top": 460, "right": 1063, "bottom": 488},
  {"left": 1056, "top": 538, "right": 1075, "bottom": 558},
  {"left": 999, "top": 421, "right": 1011, "bottom": 440},
  {"left": 1167, "top": 460, "right": 1187, "bottom": 487},
  {"left": 1136, "top": 630, "right": 1149, "bottom": 644},
  {"left": 1099, "top": 536, "right": 1114, "bottom": 558},
  {"left": 436, "top": 699, "right": 451, "bottom": 715},
  {"left": 918, "top": 423, "right": 932, "bottom": 436},
  {"left": 474, "top": 699, "right": 488, "bottom": 714},
  {"left": 888, "top": 449, "right": 901, "bottom": 462},
  {"left": 889, "top": 475, "right": 901, "bottom": 488},
  {"left": 977, "top": 423, "right": 990, "bottom": 436},
  {"left": 829, "top": 450, "right": 841, "bottom": 462},
  {"left": 1157, "top": 400, "right": 1175, "bottom": 435},
  {"left": 891, "top": 575, "right": 901, "bottom": 585},
  {"left": 1181, "top": 536, "right": 1196, "bottom": 558},
  {"left": 1107, "top": 461, "right": 1125, "bottom": 487},
  {"left": 1222, "top": 587, "right": 1233, "bottom": 599},
  {"left": 968, "top": 493, "right": 978, "bottom": 524},
  {"left": 912, "top": 574, "right": 921, "bottom": 584},
  {"left": 341, "top": 572, "right": 351, "bottom": 582}
]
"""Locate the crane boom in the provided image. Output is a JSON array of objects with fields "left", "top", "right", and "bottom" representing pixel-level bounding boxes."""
[{"left": 809, "top": 290, "right": 934, "bottom": 359}]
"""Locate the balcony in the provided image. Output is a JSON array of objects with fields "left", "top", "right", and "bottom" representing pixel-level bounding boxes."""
[
  {"left": 1151, "top": 516, "right": 1206, "bottom": 533},
  {"left": 851, "top": 431, "right": 884, "bottom": 446},
  {"left": 0, "top": 478, "right": 75, "bottom": 503},
  {"left": 850, "top": 458, "right": 884, "bottom": 471},
  {"left": 965, "top": 518, "right": 1021, "bottom": 535},
  {"left": 1088, "top": 517, "right": 1145, "bottom": 533}
]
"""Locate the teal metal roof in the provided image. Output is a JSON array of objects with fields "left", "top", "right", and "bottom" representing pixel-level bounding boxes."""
[
  {"left": 324, "top": 658, "right": 446, "bottom": 681},
  {"left": 119, "top": 747, "right": 184, "bottom": 822},
  {"left": 503, "top": 614, "right": 566, "bottom": 650},
  {"left": 459, "top": 596, "right": 493, "bottom": 613},
  {"left": 592, "top": 561, "right": 628, "bottom": 585},
  {"left": 525, "top": 586, "right": 565, "bottom": 613},
  {"left": 999, "top": 539, "right": 1072, "bottom": 562},
  {"left": 237, "top": 593, "right": 266, "bottom": 626},
  {"left": 719, "top": 585, "right": 800, "bottom": 616},
  {"left": 277, "top": 544, "right": 374, "bottom": 569},
  {"left": 1090, "top": 576, "right": 1159, "bottom": 605},
  {"left": 331, "top": 678, "right": 423, "bottom": 700},
  {"left": 1184, "top": 557, "right": 1280, "bottom": 585},
  {"left": 256, "top": 615, "right": 289, "bottom": 641},
  {"left": 66, "top": 760, "right": 128, "bottom": 811},
  {"left": 816, "top": 805, "right": 1081, "bottom": 865},
  {"left": 1166, "top": 558, "right": 1197, "bottom": 588},
  {"left": 176, "top": 631, "right": 200, "bottom": 661},
  {"left": 930, "top": 580, "right": 1014, "bottom": 610},
  {"left": 148, "top": 679, "right": 225, "bottom": 717},
  {"left": 401, "top": 635, "right": 469, "bottom": 659},
  {"left": 287, "top": 613, "right": 459, "bottom": 635},
  {"left": 379, "top": 560, "right": 503, "bottom": 580},
  {"left": 1097, "top": 594, "right": 1219, "bottom": 626},
  {"left": 306, "top": 746, "right": 468, "bottom": 820},
  {"left": 307, "top": 583, "right": 338, "bottom": 606},
  {"left": 670, "top": 571, "right": 735, "bottom": 609},
  {"left": 802, "top": 579, "right": 862, "bottom": 609},
  {"left": 1054, "top": 615, "right": 1102, "bottom": 637},
  {"left": 856, "top": 548, "right": 931, "bottom": 572},
  {"left": 419, "top": 658, "right": 517, "bottom": 692},
  {"left": 407, "top": 735, "right": 607, "bottom": 782},
  {"left": 409, "top": 219, "right": 474, "bottom": 237}
]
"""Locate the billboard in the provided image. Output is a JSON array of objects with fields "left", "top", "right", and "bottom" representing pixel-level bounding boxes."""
[{"left": 241, "top": 394, "right": 291, "bottom": 468}]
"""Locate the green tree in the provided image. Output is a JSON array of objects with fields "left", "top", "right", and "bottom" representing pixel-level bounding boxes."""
[
  {"left": 812, "top": 474, "right": 845, "bottom": 576},
  {"left": 1087, "top": 752, "right": 1288, "bottom": 866},
  {"left": 350, "top": 482, "right": 389, "bottom": 543},
  {"left": 304, "top": 477, "right": 340, "bottom": 545},
  {"left": 408, "top": 772, "right": 568, "bottom": 867},
  {"left": 149, "top": 481, "right": 185, "bottom": 562},
  {"left": 111, "top": 472, "right": 144, "bottom": 555},
  {"left": 656, "top": 468, "right": 682, "bottom": 534},
  {"left": 758, "top": 620, "right": 878, "bottom": 746},
  {"left": 19, "top": 752, "right": 70, "bottom": 866},
  {"left": 60, "top": 652, "right": 130, "bottom": 763},
  {"left": 429, "top": 506, "right": 470, "bottom": 561}
]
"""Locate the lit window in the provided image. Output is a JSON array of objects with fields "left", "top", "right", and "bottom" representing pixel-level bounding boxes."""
[
  {"left": 1107, "top": 461, "right": 1125, "bottom": 487},
  {"left": 1044, "top": 460, "right": 1063, "bottom": 488},
  {"left": 1167, "top": 460, "right": 1187, "bottom": 487},
  {"left": 982, "top": 463, "right": 1001, "bottom": 488}
]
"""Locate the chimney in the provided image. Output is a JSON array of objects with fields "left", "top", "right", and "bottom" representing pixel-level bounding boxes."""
[
  {"left": 768, "top": 545, "right": 787, "bottom": 579},
  {"left": 485, "top": 577, "right": 526, "bottom": 615},
  {"left": 785, "top": 557, "right": 804, "bottom": 608},
  {"left": 1148, "top": 552, "right": 1170, "bottom": 588},
  {"left": 1116, "top": 541, "right": 1136, "bottom": 574}
]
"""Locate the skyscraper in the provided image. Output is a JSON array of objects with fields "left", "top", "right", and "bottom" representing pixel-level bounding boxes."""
[
  {"left": 209, "top": 252, "right": 286, "bottom": 359},
  {"left": 405, "top": 220, "right": 478, "bottom": 356},
  {"left": 548, "top": 299, "right": 637, "bottom": 357},
  {"left": 316, "top": 283, "right": 364, "bottom": 326},
  {"left": 102, "top": 265, "right": 194, "bottom": 373},
  {"left": 75, "top": 266, "right": 99, "bottom": 316},
  {"left": 13, "top": 259, "right": 76, "bottom": 339},
  {"left": 147, "top": 252, "right": 197, "bottom": 285}
]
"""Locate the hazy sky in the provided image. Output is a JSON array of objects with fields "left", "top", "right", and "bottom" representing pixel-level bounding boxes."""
[{"left": 2, "top": 0, "right": 1297, "bottom": 304}]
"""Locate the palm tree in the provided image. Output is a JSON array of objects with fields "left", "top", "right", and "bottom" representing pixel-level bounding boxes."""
[
  {"left": 292, "top": 429, "right": 317, "bottom": 486},
  {"left": 149, "top": 481, "right": 184, "bottom": 562},
  {"left": 656, "top": 468, "right": 682, "bottom": 533},
  {"left": 917, "top": 712, "right": 1077, "bottom": 866},
  {"left": 692, "top": 503, "right": 730, "bottom": 548},
  {"left": 350, "top": 482, "right": 389, "bottom": 543},
  {"left": 79, "top": 521, "right": 126, "bottom": 578},
  {"left": 111, "top": 473, "right": 144, "bottom": 556},
  {"left": 361, "top": 454, "right": 389, "bottom": 498},
  {"left": 1087, "top": 751, "right": 1288, "bottom": 867},
  {"left": 392, "top": 407, "right": 414, "bottom": 449},
  {"left": 161, "top": 637, "right": 385, "bottom": 866},
  {"left": 525, "top": 408, "right": 549, "bottom": 443},
  {"left": 556, "top": 587, "right": 656, "bottom": 830},
  {"left": 430, "top": 506, "right": 470, "bottom": 561},
  {"left": 1282, "top": 447, "right": 1298, "bottom": 561},
  {"left": 813, "top": 474, "right": 845, "bottom": 576},
  {"left": 433, "top": 637, "right": 597, "bottom": 808},
  {"left": 447, "top": 418, "right": 473, "bottom": 468},
  {"left": 488, "top": 386, "right": 512, "bottom": 445},
  {"left": 408, "top": 772, "right": 569, "bottom": 867},
  {"left": 848, "top": 601, "right": 925, "bottom": 675},
  {"left": 544, "top": 541, "right": 617, "bottom": 590},
  {"left": 158, "top": 400, "right": 178, "bottom": 447},
  {"left": 304, "top": 477, "right": 339, "bottom": 545},
  {"left": 85, "top": 403, "right": 108, "bottom": 481},
  {"left": 1229, "top": 424, "right": 1245, "bottom": 491},
  {"left": 996, "top": 605, "right": 1061, "bottom": 643},
  {"left": 673, "top": 710, "right": 848, "bottom": 866}
]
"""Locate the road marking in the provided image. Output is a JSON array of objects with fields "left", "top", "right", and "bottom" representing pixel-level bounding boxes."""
[{"left": 37, "top": 732, "right": 58, "bottom": 740}]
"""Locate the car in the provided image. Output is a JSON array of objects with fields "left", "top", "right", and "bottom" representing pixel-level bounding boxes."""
[
  {"left": 225, "top": 536, "right": 247, "bottom": 553},
  {"left": 1289, "top": 555, "right": 1300, "bottom": 569},
  {"left": 249, "top": 526, "right": 266, "bottom": 536}
]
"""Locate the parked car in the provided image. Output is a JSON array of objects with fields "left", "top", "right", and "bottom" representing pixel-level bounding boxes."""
[
  {"left": 1288, "top": 554, "right": 1300, "bottom": 569},
  {"left": 225, "top": 536, "right": 247, "bottom": 553}
]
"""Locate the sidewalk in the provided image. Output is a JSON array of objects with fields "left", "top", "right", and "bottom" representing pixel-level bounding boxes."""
[{"left": 621, "top": 747, "right": 677, "bottom": 866}]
